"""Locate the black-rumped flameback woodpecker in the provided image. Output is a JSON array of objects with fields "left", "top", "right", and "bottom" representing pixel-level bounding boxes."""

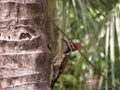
[{"left": 51, "top": 39, "right": 80, "bottom": 89}]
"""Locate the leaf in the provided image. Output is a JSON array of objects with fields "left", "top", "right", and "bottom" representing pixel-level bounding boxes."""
[{"left": 62, "top": 74, "right": 77, "bottom": 86}]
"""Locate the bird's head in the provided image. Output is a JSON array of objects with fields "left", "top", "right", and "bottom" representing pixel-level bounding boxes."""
[
  {"left": 62, "top": 39, "right": 80, "bottom": 54},
  {"left": 68, "top": 41, "right": 80, "bottom": 51}
]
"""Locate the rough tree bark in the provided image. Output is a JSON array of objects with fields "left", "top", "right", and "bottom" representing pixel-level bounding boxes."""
[{"left": 0, "top": 0, "right": 51, "bottom": 90}]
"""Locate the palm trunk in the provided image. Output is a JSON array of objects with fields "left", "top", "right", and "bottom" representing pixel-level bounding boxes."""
[{"left": 0, "top": 0, "right": 51, "bottom": 90}]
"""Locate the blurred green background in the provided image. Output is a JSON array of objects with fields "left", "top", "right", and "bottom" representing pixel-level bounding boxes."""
[{"left": 49, "top": 0, "right": 120, "bottom": 90}]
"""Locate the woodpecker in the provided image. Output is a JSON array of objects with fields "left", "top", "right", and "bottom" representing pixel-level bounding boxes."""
[{"left": 51, "top": 39, "right": 80, "bottom": 89}]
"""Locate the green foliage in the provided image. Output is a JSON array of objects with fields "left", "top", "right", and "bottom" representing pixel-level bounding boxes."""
[{"left": 51, "top": 0, "right": 120, "bottom": 90}]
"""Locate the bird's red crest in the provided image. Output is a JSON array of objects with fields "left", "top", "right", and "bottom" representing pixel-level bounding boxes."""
[{"left": 69, "top": 42, "right": 81, "bottom": 50}]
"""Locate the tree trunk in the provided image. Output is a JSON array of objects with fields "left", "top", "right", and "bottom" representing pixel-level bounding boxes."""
[{"left": 0, "top": 0, "right": 51, "bottom": 90}]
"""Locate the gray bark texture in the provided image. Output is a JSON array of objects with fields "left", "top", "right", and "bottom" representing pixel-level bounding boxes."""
[{"left": 0, "top": 0, "right": 51, "bottom": 90}]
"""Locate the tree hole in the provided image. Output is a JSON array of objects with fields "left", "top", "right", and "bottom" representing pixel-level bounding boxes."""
[
  {"left": 19, "top": 33, "right": 32, "bottom": 40},
  {"left": 8, "top": 36, "right": 10, "bottom": 39}
]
